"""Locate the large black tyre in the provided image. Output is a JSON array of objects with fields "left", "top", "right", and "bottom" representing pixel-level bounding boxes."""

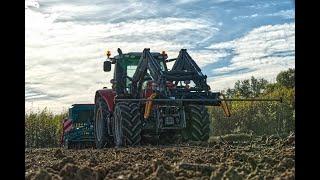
[
  {"left": 114, "top": 102, "right": 142, "bottom": 147},
  {"left": 182, "top": 105, "right": 210, "bottom": 141},
  {"left": 94, "top": 96, "right": 113, "bottom": 148}
]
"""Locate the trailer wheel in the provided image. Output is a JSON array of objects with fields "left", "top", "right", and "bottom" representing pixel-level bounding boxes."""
[
  {"left": 182, "top": 105, "right": 210, "bottom": 141},
  {"left": 94, "top": 96, "right": 113, "bottom": 148},
  {"left": 66, "top": 141, "right": 74, "bottom": 149},
  {"left": 114, "top": 102, "right": 141, "bottom": 147}
]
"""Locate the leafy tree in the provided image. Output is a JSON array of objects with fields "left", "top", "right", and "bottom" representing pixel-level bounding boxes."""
[
  {"left": 230, "top": 77, "right": 268, "bottom": 98},
  {"left": 276, "top": 68, "right": 295, "bottom": 88}
]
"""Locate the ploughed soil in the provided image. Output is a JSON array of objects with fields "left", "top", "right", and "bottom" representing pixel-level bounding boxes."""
[{"left": 25, "top": 133, "right": 295, "bottom": 180}]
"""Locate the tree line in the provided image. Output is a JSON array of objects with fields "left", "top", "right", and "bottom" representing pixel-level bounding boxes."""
[{"left": 209, "top": 68, "right": 295, "bottom": 136}]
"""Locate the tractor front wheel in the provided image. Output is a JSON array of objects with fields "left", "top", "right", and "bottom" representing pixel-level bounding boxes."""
[
  {"left": 182, "top": 105, "right": 210, "bottom": 141},
  {"left": 114, "top": 102, "right": 142, "bottom": 147}
]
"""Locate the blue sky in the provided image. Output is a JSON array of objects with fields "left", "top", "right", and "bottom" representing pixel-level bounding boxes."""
[{"left": 25, "top": 0, "right": 295, "bottom": 113}]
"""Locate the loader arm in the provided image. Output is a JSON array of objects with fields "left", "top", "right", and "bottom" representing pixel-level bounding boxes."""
[
  {"left": 131, "top": 48, "right": 164, "bottom": 82},
  {"left": 131, "top": 48, "right": 166, "bottom": 97},
  {"left": 170, "top": 49, "right": 210, "bottom": 91}
]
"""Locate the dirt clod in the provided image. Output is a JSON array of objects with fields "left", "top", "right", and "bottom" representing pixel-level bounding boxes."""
[
  {"left": 53, "top": 156, "right": 75, "bottom": 171},
  {"left": 177, "top": 162, "right": 213, "bottom": 175},
  {"left": 54, "top": 149, "right": 65, "bottom": 159},
  {"left": 59, "top": 163, "right": 79, "bottom": 180},
  {"left": 77, "top": 166, "right": 97, "bottom": 180},
  {"left": 31, "top": 169, "right": 51, "bottom": 180},
  {"left": 154, "top": 165, "right": 175, "bottom": 180},
  {"left": 222, "top": 166, "right": 242, "bottom": 180}
]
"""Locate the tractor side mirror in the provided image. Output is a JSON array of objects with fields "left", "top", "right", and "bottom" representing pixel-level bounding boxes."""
[{"left": 104, "top": 61, "right": 112, "bottom": 72}]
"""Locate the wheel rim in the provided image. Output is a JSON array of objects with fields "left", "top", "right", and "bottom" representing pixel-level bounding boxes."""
[{"left": 95, "top": 107, "right": 103, "bottom": 142}]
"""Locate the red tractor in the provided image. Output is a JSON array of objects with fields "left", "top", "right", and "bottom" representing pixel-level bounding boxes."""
[{"left": 93, "top": 48, "right": 280, "bottom": 148}]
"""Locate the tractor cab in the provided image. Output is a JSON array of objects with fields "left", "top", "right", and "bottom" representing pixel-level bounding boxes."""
[{"left": 104, "top": 49, "right": 168, "bottom": 95}]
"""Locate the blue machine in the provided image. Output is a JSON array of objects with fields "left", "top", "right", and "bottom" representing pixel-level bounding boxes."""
[{"left": 62, "top": 104, "right": 95, "bottom": 148}]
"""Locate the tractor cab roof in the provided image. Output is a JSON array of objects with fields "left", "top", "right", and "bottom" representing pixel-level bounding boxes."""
[{"left": 113, "top": 52, "right": 167, "bottom": 60}]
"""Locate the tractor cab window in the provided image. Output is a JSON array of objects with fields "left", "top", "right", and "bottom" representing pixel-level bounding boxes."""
[
  {"left": 159, "top": 60, "right": 166, "bottom": 71},
  {"left": 126, "top": 65, "right": 137, "bottom": 78},
  {"left": 116, "top": 56, "right": 139, "bottom": 91},
  {"left": 117, "top": 53, "right": 167, "bottom": 93},
  {"left": 126, "top": 65, "right": 137, "bottom": 89}
]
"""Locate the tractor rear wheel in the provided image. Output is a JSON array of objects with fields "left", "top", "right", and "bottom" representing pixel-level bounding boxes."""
[
  {"left": 182, "top": 105, "right": 210, "bottom": 141},
  {"left": 114, "top": 102, "right": 142, "bottom": 147},
  {"left": 94, "top": 96, "right": 113, "bottom": 148}
]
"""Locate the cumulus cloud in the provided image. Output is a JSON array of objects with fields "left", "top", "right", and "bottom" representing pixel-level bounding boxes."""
[
  {"left": 25, "top": 0, "right": 294, "bottom": 113},
  {"left": 206, "top": 23, "right": 295, "bottom": 91}
]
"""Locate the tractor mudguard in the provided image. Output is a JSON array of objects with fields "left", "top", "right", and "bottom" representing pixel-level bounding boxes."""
[{"left": 96, "top": 89, "right": 116, "bottom": 112}]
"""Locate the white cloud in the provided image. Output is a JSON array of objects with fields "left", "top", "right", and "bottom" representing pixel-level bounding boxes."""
[
  {"left": 25, "top": 0, "right": 39, "bottom": 8},
  {"left": 233, "top": 13, "right": 259, "bottom": 20},
  {"left": 174, "top": 0, "right": 202, "bottom": 4},
  {"left": 267, "top": 9, "right": 295, "bottom": 19},
  {"left": 206, "top": 23, "right": 295, "bottom": 91},
  {"left": 233, "top": 9, "right": 294, "bottom": 21}
]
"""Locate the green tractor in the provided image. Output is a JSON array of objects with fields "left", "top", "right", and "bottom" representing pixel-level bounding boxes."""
[{"left": 61, "top": 104, "right": 95, "bottom": 148}]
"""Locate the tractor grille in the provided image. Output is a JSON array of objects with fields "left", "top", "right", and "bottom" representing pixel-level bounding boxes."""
[{"left": 157, "top": 106, "right": 186, "bottom": 129}]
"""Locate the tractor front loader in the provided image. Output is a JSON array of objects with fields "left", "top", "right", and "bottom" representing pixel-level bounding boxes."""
[{"left": 94, "top": 48, "right": 281, "bottom": 148}]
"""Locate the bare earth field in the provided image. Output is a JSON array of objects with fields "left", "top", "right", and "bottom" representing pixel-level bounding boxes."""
[{"left": 25, "top": 134, "right": 295, "bottom": 180}]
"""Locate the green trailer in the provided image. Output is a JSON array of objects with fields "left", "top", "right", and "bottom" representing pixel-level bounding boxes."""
[{"left": 61, "top": 104, "right": 95, "bottom": 148}]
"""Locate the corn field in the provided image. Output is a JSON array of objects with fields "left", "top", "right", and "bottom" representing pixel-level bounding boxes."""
[
  {"left": 25, "top": 108, "right": 67, "bottom": 148},
  {"left": 208, "top": 100, "right": 295, "bottom": 136}
]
